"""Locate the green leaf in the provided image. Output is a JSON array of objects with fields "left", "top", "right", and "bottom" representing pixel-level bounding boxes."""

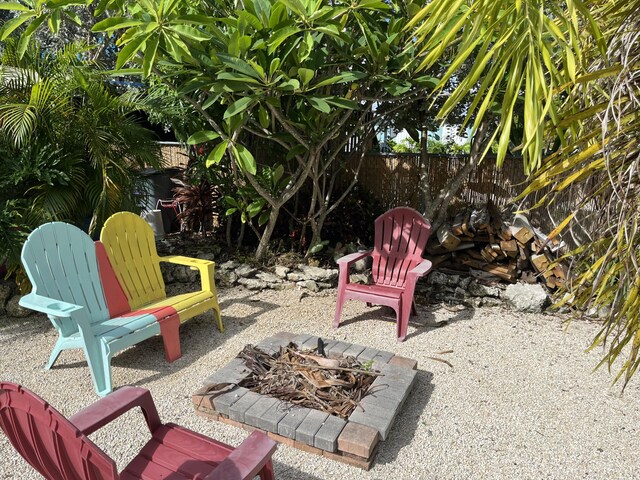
[
  {"left": 258, "top": 211, "right": 270, "bottom": 226},
  {"left": 324, "top": 96, "right": 358, "bottom": 109},
  {"left": 223, "top": 96, "right": 256, "bottom": 120},
  {"left": 217, "top": 53, "right": 264, "bottom": 80},
  {"left": 167, "top": 24, "right": 211, "bottom": 41},
  {"left": 258, "top": 105, "right": 270, "bottom": 128},
  {"left": 45, "top": 0, "right": 87, "bottom": 6},
  {"left": 298, "top": 67, "right": 314, "bottom": 85},
  {"left": 17, "top": 13, "right": 46, "bottom": 57},
  {"left": 309, "top": 97, "right": 331, "bottom": 113},
  {"left": 286, "top": 144, "right": 306, "bottom": 160},
  {"left": 0, "top": 12, "right": 35, "bottom": 41},
  {"left": 217, "top": 72, "right": 262, "bottom": 85},
  {"left": 269, "top": 58, "right": 281, "bottom": 76},
  {"left": 279, "top": 78, "right": 300, "bottom": 91},
  {"left": 314, "top": 70, "right": 367, "bottom": 88},
  {"left": 273, "top": 164, "right": 284, "bottom": 183},
  {"left": 92, "top": 17, "right": 145, "bottom": 32},
  {"left": 142, "top": 34, "right": 159, "bottom": 77},
  {"left": 174, "top": 14, "right": 217, "bottom": 25},
  {"left": 116, "top": 32, "right": 152, "bottom": 69},
  {"left": 225, "top": 208, "right": 238, "bottom": 216},
  {"left": 267, "top": 25, "right": 301, "bottom": 55},
  {"left": 0, "top": 2, "right": 31, "bottom": 11},
  {"left": 206, "top": 140, "right": 229, "bottom": 167},
  {"left": 233, "top": 144, "right": 257, "bottom": 174},
  {"left": 64, "top": 10, "right": 82, "bottom": 26},
  {"left": 224, "top": 196, "right": 238, "bottom": 207},
  {"left": 187, "top": 130, "right": 220, "bottom": 145}
]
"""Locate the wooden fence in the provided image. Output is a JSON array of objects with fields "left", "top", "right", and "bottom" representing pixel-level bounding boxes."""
[
  {"left": 159, "top": 145, "right": 585, "bottom": 239},
  {"left": 344, "top": 153, "right": 585, "bottom": 238},
  {"left": 347, "top": 153, "right": 530, "bottom": 211}
]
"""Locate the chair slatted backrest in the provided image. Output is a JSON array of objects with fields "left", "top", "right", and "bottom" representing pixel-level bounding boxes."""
[
  {"left": 0, "top": 382, "right": 117, "bottom": 480},
  {"left": 100, "top": 212, "right": 166, "bottom": 311},
  {"left": 371, "top": 207, "right": 431, "bottom": 288},
  {"left": 21, "top": 222, "right": 110, "bottom": 324}
]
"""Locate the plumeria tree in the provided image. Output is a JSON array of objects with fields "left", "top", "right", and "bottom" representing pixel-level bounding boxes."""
[{"left": 1, "top": 0, "right": 434, "bottom": 258}]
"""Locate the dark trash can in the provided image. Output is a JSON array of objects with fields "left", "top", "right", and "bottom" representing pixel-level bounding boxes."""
[{"left": 139, "top": 168, "right": 183, "bottom": 234}]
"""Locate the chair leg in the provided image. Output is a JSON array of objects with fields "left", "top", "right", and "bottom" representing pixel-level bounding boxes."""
[
  {"left": 83, "top": 341, "right": 113, "bottom": 397},
  {"left": 158, "top": 315, "right": 182, "bottom": 362},
  {"left": 46, "top": 338, "right": 65, "bottom": 370},
  {"left": 397, "top": 299, "right": 413, "bottom": 342},
  {"left": 213, "top": 305, "right": 224, "bottom": 333},
  {"left": 259, "top": 461, "right": 276, "bottom": 480},
  {"left": 333, "top": 290, "right": 346, "bottom": 328}
]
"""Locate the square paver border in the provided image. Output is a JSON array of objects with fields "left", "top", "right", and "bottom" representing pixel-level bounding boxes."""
[{"left": 192, "top": 332, "right": 418, "bottom": 470}]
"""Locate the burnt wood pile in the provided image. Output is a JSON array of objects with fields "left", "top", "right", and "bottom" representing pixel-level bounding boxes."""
[{"left": 427, "top": 201, "right": 567, "bottom": 288}]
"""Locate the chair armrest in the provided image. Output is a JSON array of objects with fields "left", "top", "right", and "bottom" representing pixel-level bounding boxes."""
[
  {"left": 69, "top": 386, "right": 162, "bottom": 436},
  {"left": 19, "top": 292, "right": 83, "bottom": 318},
  {"left": 206, "top": 431, "right": 278, "bottom": 480},
  {"left": 336, "top": 251, "right": 371, "bottom": 266},
  {"left": 159, "top": 255, "right": 216, "bottom": 292},
  {"left": 159, "top": 255, "right": 213, "bottom": 268},
  {"left": 408, "top": 259, "right": 433, "bottom": 278}
]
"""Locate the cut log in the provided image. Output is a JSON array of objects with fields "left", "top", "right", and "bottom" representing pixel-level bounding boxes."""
[
  {"left": 553, "top": 264, "right": 568, "bottom": 279},
  {"left": 512, "top": 226, "right": 535, "bottom": 244},
  {"left": 483, "top": 263, "right": 517, "bottom": 282},
  {"left": 531, "top": 253, "right": 551, "bottom": 273},
  {"left": 451, "top": 212, "right": 466, "bottom": 236},
  {"left": 437, "top": 224, "right": 461, "bottom": 251},
  {"left": 500, "top": 239, "right": 518, "bottom": 258}
]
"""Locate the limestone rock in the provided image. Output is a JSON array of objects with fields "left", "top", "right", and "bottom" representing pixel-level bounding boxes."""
[
  {"left": 274, "top": 265, "right": 290, "bottom": 278},
  {"left": 256, "top": 272, "right": 282, "bottom": 283},
  {"left": 287, "top": 272, "right": 303, "bottom": 282},
  {"left": 468, "top": 281, "right": 502, "bottom": 298},
  {"left": 236, "top": 264, "right": 257, "bottom": 278},
  {"left": 297, "top": 280, "right": 320, "bottom": 293},
  {"left": 6, "top": 295, "right": 31, "bottom": 318},
  {"left": 237, "top": 278, "right": 267, "bottom": 290},
  {"left": 297, "top": 264, "right": 338, "bottom": 282},
  {"left": 174, "top": 266, "right": 198, "bottom": 283},
  {"left": 220, "top": 260, "right": 239, "bottom": 271},
  {"left": 198, "top": 253, "right": 216, "bottom": 262},
  {"left": 216, "top": 270, "right": 238, "bottom": 286},
  {"left": 504, "top": 283, "right": 550, "bottom": 312},
  {"left": 349, "top": 274, "right": 369, "bottom": 284}
]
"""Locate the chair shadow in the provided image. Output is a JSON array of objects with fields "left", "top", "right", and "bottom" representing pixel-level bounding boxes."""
[
  {"left": 271, "top": 462, "right": 325, "bottom": 480},
  {"left": 374, "top": 369, "right": 435, "bottom": 466},
  {"left": 338, "top": 302, "right": 471, "bottom": 341},
  {"left": 48, "top": 289, "right": 280, "bottom": 390}
]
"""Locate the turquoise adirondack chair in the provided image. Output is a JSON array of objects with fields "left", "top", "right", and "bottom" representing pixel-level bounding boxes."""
[{"left": 20, "top": 222, "right": 165, "bottom": 396}]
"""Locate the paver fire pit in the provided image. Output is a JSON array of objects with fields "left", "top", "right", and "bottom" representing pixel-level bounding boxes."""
[{"left": 192, "top": 332, "right": 418, "bottom": 469}]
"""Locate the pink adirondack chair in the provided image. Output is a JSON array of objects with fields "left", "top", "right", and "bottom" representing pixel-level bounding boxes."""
[
  {"left": 0, "top": 382, "right": 277, "bottom": 480},
  {"left": 333, "top": 207, "right": 433, "bottom": 341}
]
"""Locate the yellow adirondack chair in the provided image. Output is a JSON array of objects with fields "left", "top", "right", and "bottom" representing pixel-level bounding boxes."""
[{"left": 100, "top": 212, "right": 222, "bottom": 358}]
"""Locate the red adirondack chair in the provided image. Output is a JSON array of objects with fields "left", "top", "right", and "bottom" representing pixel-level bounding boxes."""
[
  {"left": 333, "top": 207, "right": 433, "bottom": 341},
  {"left": 0, "top": 382, "right": 277, "bottom": 480}
]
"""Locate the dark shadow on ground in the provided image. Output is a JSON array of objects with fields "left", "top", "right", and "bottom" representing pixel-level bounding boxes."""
[
  {"left": 336, "top": 302, "right": 477, "bottom": 341},
  {"left": 270, "top": 461, "right": 325, "bottom": 480},
  {"left": 374, "top": 369, "right": 435, "bottom": 467},
  {"left": 22, "top": 290, "right": 280, "bottom": 391}
]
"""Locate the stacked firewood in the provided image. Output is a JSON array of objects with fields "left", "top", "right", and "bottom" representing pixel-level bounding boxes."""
[{"left": 427, "top": 201, "right": 567, "bottom": 288}]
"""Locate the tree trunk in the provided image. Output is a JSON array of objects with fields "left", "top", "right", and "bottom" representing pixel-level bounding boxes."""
[
  {"left": 426, "top": 117, "right": 492, "bottom": 227},
  {"left": 255, "top": 205, "right": 281, "bottom": 260},
  {"left": 419, "top": 125, "right": 431, "bottom": 214}
]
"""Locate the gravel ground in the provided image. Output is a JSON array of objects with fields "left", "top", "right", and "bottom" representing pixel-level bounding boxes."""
[{"left": 1, "top": 285, "right": 639, "bottom": 479}]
